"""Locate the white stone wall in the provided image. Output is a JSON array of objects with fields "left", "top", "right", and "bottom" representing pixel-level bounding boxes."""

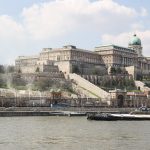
[
  {"left": 54, "top": 61, "right": 70, "bottom": 73},
  {"left": 125, "top": 66, "right": 136, "bottom": 79},
  {"left": 135, "top": 81, "right": 150, "bottom": 92},
  {"left": 18, "top": 65, "right": 37, "bottom": 73}
]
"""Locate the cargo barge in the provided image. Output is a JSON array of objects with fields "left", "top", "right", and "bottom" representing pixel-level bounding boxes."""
[{"left": 87, "top": 107, "right": 150, "bottom": 121}]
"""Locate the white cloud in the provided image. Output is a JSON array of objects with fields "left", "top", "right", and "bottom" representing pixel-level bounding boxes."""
[
  {"left": 21, "top": 0, "right": 138, "bottom": 39},
  {"left": 101, "top": 32, "right": 130, "bottom": 46},
  {"left": 140, "top": 7, "right": 148, "bottom": 17},
  {"left": 131, "top": 23, "right": 144, "bottom": 30},
  {"left": 0, "top": 15, "right": 24, "bottom": 38},
  {"left": 0, "top": 0, "right": 149, "bottom": 64}
]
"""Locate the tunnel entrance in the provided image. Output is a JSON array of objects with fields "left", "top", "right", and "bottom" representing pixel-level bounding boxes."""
[{"left": 117, "top": 95, "right": 124, "bottom": 107}]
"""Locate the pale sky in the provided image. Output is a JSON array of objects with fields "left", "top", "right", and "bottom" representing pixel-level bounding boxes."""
[{"left": 0, "top": 0, "right": 150, "bottom": 64}]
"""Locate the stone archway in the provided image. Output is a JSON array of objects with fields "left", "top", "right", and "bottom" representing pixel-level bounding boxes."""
[{"left": 117, "top": 95, "right": 124, "bottom": 107}]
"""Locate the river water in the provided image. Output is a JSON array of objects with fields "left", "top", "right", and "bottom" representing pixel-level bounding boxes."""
[{"left": 0, "top": 116, "right": 150, "bottom": 150}]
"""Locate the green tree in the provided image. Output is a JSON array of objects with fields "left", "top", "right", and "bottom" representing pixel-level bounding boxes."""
[
  {"left": 0, "top": 75, "right": 7, "bottom": 88},
  {"left": 110, "top": 67, "right": 116, "bottom": 74},
  {"left": 18, "top": 68, "right": 22, "bottom": 74},
  {"left": 35, "top": 67, "right": 40, "bottom": 73},
  {"left": 72, "top": 65, "right": 80, "bottom": 74},
  {"left": 0, "top": 65, "right": 5, "bottom": 73},
  {"left": 11, "top": 74, "right": 26, "bottom": 87},
  {"left": 7, "top": 65, "right": 15, "bottom": 73},
  {"left": 136, "top": 74, "right": 143, "bottom": 81},
  {"left": 92, "top": 68, "right": 99, "bottom": 75},
  {"left": 116, "top": 67, "right": 122, "bottom": 74}
]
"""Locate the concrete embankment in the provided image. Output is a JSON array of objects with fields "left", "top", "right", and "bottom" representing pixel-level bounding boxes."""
[
  {"left": 0, "top": 107, "right": 135, "bottom": 117},
  {"left": 0, "top": 111, "right": 67, "bottom": 117},
  {"left": 0, "top": 111, "right": 87, "bottom": 117}
]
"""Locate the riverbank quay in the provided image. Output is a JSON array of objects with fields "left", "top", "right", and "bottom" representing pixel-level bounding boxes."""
[{"left": 0, "top": 107, "right": 136, "bottom": 117}]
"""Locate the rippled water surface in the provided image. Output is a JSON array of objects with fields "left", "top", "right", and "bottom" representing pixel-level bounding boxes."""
[{"left": 0, "top": 116, "right": 150, "bottom": 150}]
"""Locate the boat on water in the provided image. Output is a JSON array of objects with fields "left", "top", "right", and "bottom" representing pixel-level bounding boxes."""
[{"left": 87, "top": 107, "right": 150, "bottom": 121}]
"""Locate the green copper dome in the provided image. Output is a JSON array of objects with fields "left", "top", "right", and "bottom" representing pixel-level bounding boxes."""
[{"left": 129, "top": 34, "right": 141, "bottom": 45}]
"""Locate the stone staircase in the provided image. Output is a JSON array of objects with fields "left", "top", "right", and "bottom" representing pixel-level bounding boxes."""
[
  {"left": 71, "top": 83, "right": 98, "bottom": 98},
  {"left": 67, "top": 73, "right": 110, "bottom": 101}
]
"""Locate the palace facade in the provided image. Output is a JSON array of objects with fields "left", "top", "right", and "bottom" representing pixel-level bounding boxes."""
[{"left": 15, "top": 34, "right": 150, "bottom": 78}]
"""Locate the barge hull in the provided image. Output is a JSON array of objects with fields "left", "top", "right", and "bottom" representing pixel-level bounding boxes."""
[{"left": 87, "top": 114, "right": 150, "bottom": 121}]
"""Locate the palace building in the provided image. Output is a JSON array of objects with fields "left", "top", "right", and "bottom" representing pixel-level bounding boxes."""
[{"left": 15, "top": 34, "right": 150, "bottom": 78}]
